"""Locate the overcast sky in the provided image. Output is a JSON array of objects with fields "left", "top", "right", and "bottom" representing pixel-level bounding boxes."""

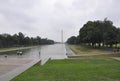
[{"left": 0, "top": 0, "right": 120, "bottom": 42}]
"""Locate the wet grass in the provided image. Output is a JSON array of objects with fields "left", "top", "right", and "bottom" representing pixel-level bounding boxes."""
[
  {"left": 69, "top": 45, "right": 113, "bottom": 55},
  {"left": 11, "top": 58, "right": 120, "bottom": 81}
]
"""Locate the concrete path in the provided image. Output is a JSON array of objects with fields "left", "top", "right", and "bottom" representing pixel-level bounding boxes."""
[
  {"left": 68, "top": 53, "right": 119, "bottom": 58},
  {"left": 65, "top": 44, "right": 76, "bottom": 57},
  {"left": 112, "top": 57, "right": 120, "bottom": 61},
  {"left": 0, "top": 58, "right": 41, "bottom": 81}
]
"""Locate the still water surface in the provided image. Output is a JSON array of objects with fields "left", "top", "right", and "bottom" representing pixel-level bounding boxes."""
[{"left": 0, "top": 44, "right": 67, "bottom": 60}]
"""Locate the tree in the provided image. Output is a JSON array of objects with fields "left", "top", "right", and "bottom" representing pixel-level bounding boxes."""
[
  {"left": 0, "top": 35, "right": 4, "bottom": 47},
  {"left": 67, "top": 36, "right": 77, "bottom": 44},
  {"left": 6, "top": 34, "right": 14, "bottom": 47},
  {"left": 0, "top": 32, "right": 54, "bottom": 48},
  {"left": 24, "top": 37, "right": 32, "bottom": 45},
  {"left": 78, "top": 18, "right": 118, "bottom": 47},
  {"left": 115, "top": 28, "right": 120, "bottom": 47},
  {"left": 18, "top": 32, "right": 25, "bottom": 45},
  {"left": 36, "top": 36, "right": 41, "bottom": 45},
  {"left": 12, "top": 34, "right": 19, "bottom": 46}
]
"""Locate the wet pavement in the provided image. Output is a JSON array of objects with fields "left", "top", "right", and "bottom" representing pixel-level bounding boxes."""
[
  {"left": 65, "top": 44, "right": 76, "bottom": 57},
  {"left": 0, "top": 58, "right": 40, "bottom": 81},
  {"left": 112, "top": 57, "right": 120, "bottom": 61},
  {"left": 0, "top": 44, "right": 67, "bottom": 81}
]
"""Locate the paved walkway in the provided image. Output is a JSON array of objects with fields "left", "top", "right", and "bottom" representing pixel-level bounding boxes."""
[
  {"left": 65, "top": 44, "right": 76, "bottom": 57},
  {"left": 112, "top": 57, "right": 120, "bottom": 61},
  {"left": 0, "top": 58, "right": 41, "bottom": 81},
  {"left": 68, "top": 53, "right": 119, "bottom": 58}
]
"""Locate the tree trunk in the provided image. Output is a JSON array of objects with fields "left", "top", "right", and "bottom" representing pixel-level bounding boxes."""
[
  {"left": 98, "top": 43, "right": 101, "bottom": 47},
  {"left": 115, "top": 43, "right": 117, "bottom": 48}
]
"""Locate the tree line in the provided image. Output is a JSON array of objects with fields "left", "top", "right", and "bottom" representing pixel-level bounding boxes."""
[
  {"left": 67, "top": 18, "right": 120, "bottom": 48},
  {"left": 0, "top": 32, "right": 54, "bottom": 48}
]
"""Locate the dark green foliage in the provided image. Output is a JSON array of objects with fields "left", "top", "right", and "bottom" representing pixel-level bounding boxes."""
[
  {"left": 116, "top": 28, "right": 120, "bottom": 44},
  {"left": 67, "top": 36, "right": 77, "bottom": 44},
  {"left": 67, "top": 18, "right": 120, "bottom": 47},
  {"left": 0, "top": 32, "right": 54, "bottom": 48},
  {"left": 79, "top": 19, "right": 119, "bottom": 47}
]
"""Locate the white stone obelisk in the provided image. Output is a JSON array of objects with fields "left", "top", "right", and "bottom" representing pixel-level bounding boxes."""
[{"left": 61, "top": 30, "right": 63, "bottom": 43}]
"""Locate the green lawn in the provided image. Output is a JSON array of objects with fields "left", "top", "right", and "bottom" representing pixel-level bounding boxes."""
[
  {"left": 69, "top": 45, "right": 113, "bottom": 55},
  {"left": 11, "top": 58, "right": 120, "bottom": 81}
]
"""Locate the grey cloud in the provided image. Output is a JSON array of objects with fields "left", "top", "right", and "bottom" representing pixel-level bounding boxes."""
[{"left": 0, "top": 0, "right": 120, "bottom": 42}]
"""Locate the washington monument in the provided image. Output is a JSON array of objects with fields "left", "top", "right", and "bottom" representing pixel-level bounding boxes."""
[{"left": 61, "top": 30, "right": 63, "bottom": 43}]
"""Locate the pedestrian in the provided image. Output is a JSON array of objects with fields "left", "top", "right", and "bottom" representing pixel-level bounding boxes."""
[
  {"left": 4, "top": 54, "right": 7, "bottom": 58},
  {"left": 39, "top": 51, "right": 40, "bottom": 58}
]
